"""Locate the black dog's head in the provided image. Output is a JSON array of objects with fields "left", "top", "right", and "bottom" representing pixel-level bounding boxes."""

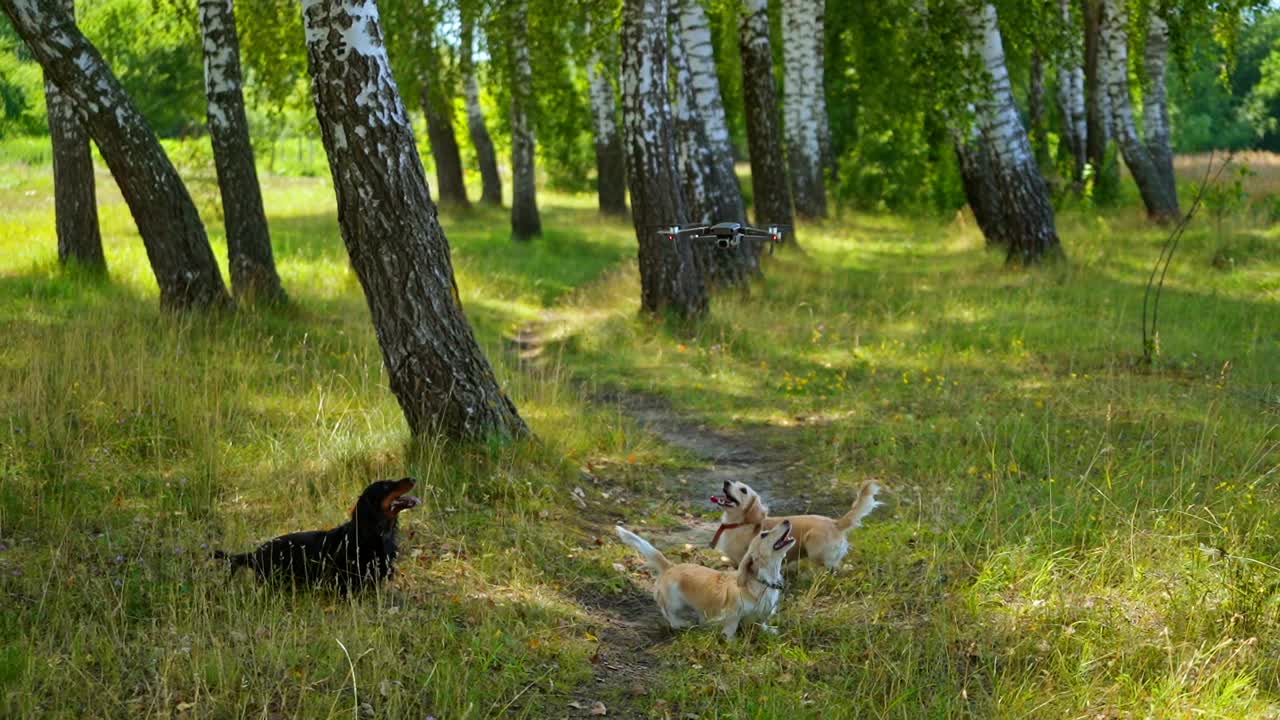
[{"left": 351, "top": 478, "right": 420, "bottom": 532}]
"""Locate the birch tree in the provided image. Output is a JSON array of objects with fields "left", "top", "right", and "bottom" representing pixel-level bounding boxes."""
[
  {"left": 509, "top": 0, "right": 542, "bottom": 240},
  {"left": 1083, "top": 0, "right": 1111, "bottom": 188},
  {"left": 1100, "top": 0, "right": 1179, "bottom": 221},
  {"left": 421, "top": 65, "right": 471, "bottom": 209},
  {"left": 198, "top": 0, "right": 286, "bottom": 303},
  {"left": 460, "top": 7, "right": 502, "bottom": 207},
  {"left": 672, "top": 0, "right": 758, "bottom": 286},
  {"left": 781, "top": 0, "right": 827, "bottom": 218},
  {"left": 1143, "top": 8, "right": 1176, "bottom": 202},
  {"left": 42, "top": 0, "right": 104, "bottom": 273},
  {"left": 674, "top": 0, "right": 745, "bottom": 224},
  {"left": 622, "top": 0, "right": 708, "bottom": 317},
  {"left": 966, "top": 3, "right": 1062, "bottom": 264},
  {"left": 585, "top": 29, "right": 627, "bottom": 216},
  {"left": 3, "top": 0, "right": 230, "bottom": 309},
  {"left": 1055, "top": 0, "right": 1087, "bottom": 188},
  {"left": 739, "top": 0, "right": 794, "bottom": 239},
  {"left": 300, "top": 0, "right": 527, "bottom": 440}
]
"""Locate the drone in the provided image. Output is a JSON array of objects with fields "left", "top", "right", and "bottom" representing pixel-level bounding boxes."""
[{"left": 657, "top": 222, "right": 789, "bottom": 253}]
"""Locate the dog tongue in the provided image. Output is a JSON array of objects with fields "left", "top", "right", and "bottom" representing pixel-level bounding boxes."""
[{"left": 710, "top": 496, "right": 724, "bottom": 505}]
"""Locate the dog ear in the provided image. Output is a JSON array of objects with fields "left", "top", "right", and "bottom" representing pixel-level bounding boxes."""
[
  {"left": 737, "top": 556, "right": 755, "bottom": 587},
  {"left": 744, "top": 498, "right": 766, "bottom": 524}
]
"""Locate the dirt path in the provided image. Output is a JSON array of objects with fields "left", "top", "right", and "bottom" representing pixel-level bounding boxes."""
[{"left": 507, "top": 318, "right": 813, "bottom": 718}]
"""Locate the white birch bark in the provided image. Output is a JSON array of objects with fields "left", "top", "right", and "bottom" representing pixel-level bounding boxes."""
[
  {"left": 586, "top": 55, "right": 619, "bottom": 162},
  {"left": 671, "top": 23, "right": 710, "bottom": 222},
  {"left": 1143, "top": 9, "right": 1175, "bottom": 193},
  {"left": 622, "top": 0, "right": 708, "bottom": 316},
  {"left": 1055, "top": 0, "right": 1087, "bottom": 183},
  {"left": 300, "top": 0, "right": 527, "bottom": 440},
  {"left": 1100, "top": 0, "right": 1179, "bottom": 220},
  {"left": 675, "top": 0, "right": 745, "bottom": 223},
  {"left": 967, "top": 3, "right": 1062, "bottom": 262},
  {"left": 781, "top": 0, "right": 826, "bottom": 217}
]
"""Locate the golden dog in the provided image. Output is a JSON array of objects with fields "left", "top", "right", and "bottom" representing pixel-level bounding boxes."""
[
  {"left": 614, "top": 520, "right": 795, "bottom": 640},
  {"left": 709, "top": 479, "right": 880, "bottom": 570}
]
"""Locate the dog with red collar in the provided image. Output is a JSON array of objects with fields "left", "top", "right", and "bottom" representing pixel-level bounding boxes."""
[{"left": 709, "top": 479, "right": 881, "bottom": 570}]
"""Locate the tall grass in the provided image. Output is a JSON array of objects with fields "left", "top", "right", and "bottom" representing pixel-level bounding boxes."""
[{"left": 1, "top": 145, "right": 1278, "bottom": 717}]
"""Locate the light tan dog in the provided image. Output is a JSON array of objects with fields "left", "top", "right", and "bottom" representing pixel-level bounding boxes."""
[
  {"left": 614, "top": 520, "right": 795, "bottom": 640},
  {"left": 709, "top": 479, "right": 881, "bottom": 570}
]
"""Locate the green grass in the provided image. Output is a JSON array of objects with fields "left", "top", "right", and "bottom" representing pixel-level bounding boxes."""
[{"left": 2, "top": 141, "right": 1279, "bottom": 718}]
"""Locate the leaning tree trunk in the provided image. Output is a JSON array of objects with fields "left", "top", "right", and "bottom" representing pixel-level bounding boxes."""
[
  {"left": 421, "top": 73, "right": 471, "bottom": 210},
  {"left": 198, "top": 0, "right": 285, "bottom": 304},
  {"left": 301, "top": 0, "right": 527, "bottom": 441},
  {"left": 585, "top": 45, "right": 628, "bottom": 216},
  {"left": 1143, "top": 10, "right": 1177, "bottom": 206},
  {"left": 968, "top": 3, "right": 1063, "bottom": 264},
  {"left": 509, "top": 0, "right": 541, "bottom": 240},
  {"left": 623, "top": 0, "right": 708, "bottom": 318},
  {"left": 675, "top": 0, "right": 746, "bottom": 223},
  {"left": 953, "top": 125, "right": 1007, "bottom": 248},
  {"left": 739, "top": 0, "right": 795, "bottom": 241},
  {"left": 460, "top": 11, "right": 502, "bottom": 207},
  {"left": 4, "top": 0, "right": 229, "bottom": 309},
  {"left": 781, "top": 0, "right": 827, "bottom": 218},
  {"left": 1100, "top": 0, "right": 1179, "bottom": 222},
  {"left": 43, "top": 0, "right": 104, "bottom": 273},
  {"left": 1055, "top": 0, "right": 1087, "bottom": 190}
]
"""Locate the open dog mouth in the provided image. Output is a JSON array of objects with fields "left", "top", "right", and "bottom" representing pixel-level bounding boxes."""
[
  {"left": 711, "top": 482, "right": 740, "bottom": 508},
  {"left": 383, "top": 479, "right": 421, "bottom": 515},
  {"left": 773, "top": 522, "right": 795, "bottom": 551}
]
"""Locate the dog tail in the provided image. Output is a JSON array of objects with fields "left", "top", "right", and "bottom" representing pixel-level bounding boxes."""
[
  {"left": 836, "top": 480, "right": 882, "bottom": 532},
  {"left": 614, "top": 526, "right": 672, "bottom": 574},
  {"left": 212, "top": 549, "right": 250, "bottom": 573}
]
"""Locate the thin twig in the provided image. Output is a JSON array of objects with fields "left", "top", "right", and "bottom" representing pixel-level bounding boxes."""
[{"left": 1141, "top": 151, "right": 1232, "bottom": 364}]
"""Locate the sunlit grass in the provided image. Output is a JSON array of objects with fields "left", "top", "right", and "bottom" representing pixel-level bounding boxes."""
[
  {"left": 2, "top": 141, "right": 1278, "bottom": 718},
  {"left": 550, "top": 180, "right": 1280, "bottom": 716}
]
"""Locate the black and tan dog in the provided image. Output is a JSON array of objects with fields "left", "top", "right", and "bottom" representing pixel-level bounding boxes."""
[{"left": 215, "top": 478, "right": 420, "bottom": 592}]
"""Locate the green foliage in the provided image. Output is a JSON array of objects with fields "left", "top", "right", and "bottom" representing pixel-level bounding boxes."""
[
  {"left": 78, "top": 0, "right": 206, "bottom": 136},
  {"left": 4, "top": 124, "right": 1280, "bottom": 718},
  {"left": 0, "top": 23, "right": 45, "bottom": 138},
  {"left": 237, "top": 0, "right": 311, "bottom": 118},
  {"left": 826, "top": 0, "right": 972, "bottom": 213},
  {"left": 1168, "top": 9, "right": 1280, "bottom": 153}
]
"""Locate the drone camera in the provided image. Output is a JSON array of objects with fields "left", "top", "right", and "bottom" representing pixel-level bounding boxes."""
[{"left": 716, "top": 238, "right": 732, "bottom": 249}]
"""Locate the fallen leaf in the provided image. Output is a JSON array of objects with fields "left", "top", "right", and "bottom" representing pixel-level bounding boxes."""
[
  {"left": 590, "top": 701, "right": 608, "bottom": 716},
  {"left": 568, "top": 700, "right": 586, "bottom": 710}
]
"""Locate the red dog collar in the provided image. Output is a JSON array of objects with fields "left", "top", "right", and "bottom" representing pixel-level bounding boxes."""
[{"left": 710, "top": 521, "right": 759, "bottom": 549}]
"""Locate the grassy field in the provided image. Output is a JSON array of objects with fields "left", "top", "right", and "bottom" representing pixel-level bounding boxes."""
[{"left": 1, "top": 141, "right": 1278, "bottom": 718}]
